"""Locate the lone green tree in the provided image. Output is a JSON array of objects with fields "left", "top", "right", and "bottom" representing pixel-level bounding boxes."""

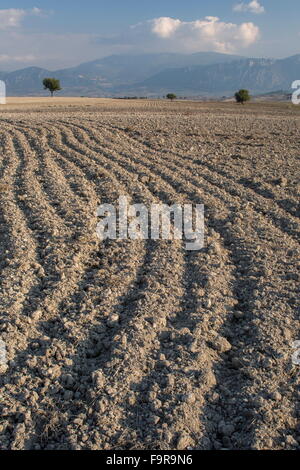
[
  {"left": 43, "top": 78, "right": 62, "bottom": 97},
  {"left": 235, "top": 89, "right": 250, "bottom": 104},
  {"left": 166, "top": 93, "right": 177, "bottom": 101}
]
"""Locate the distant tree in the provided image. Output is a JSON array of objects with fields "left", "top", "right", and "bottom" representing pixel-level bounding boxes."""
[
  {"left": 166, "top": 93, "right": 177, "bottom": 101},
  {"left": 235, "top": 89, "right": 250, "bottom": 104},
  {"left": 43, "top": 78, "right": 62, "bottom": 97}
]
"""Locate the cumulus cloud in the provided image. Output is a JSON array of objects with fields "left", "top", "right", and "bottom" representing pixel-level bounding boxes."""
[
  {"left": 233, "top": 1, "right": 265, "bottom": 14},
  {"left": 151, "top": 17, "right": 181, "bottom": 38},
  {"left": 0, "top": 7, "right": 45, "bottom": 30},
  {"left": 149, "top": 16, "right": 260, "bottom": 53}
]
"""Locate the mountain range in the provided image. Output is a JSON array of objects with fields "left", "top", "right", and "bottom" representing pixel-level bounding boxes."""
[{"left": 0, "top": 52, "right": 299, "bottom": 97}]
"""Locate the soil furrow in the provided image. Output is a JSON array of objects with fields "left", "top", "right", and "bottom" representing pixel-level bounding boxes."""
[
  {"left": 61, "top": 118, "right": 299, "bottom": 448},
  {"left": 0, "top": 105, "right": 299, "bottom": 451}
]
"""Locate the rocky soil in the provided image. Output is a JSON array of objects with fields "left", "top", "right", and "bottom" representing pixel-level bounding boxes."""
[{"left": 0, "top": 100, "right": 299, "bottom": 450}]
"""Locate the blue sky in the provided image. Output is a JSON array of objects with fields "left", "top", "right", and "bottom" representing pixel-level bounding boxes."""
[{"left": 0, "top": 1, "right": 298, "bottom": 70}]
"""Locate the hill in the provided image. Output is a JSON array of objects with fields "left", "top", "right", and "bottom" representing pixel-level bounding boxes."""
[{"left": 1, "top": 53, "right": 299, "bottom": 97}]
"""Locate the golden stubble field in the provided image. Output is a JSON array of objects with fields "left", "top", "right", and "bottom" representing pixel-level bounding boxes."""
[{"left": 0, "top": 97, "right": 299, "bottom": 450}]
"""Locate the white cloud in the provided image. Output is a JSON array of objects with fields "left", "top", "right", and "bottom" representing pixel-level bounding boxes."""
[
  {"left": 0, "top": 9, "right": 26, "bottom": 30},
  {"left": 149, "top": 16, "right": 260, "bottom": 53},
  {"left": 151, "top": 17, "right": 181, "bottom": 38},
  {"left": 0, "top": 54, "right": 36, "bottom": 63},
  {"left": 233, "top": 1, "right": 265, "bottom": 14},
  {"left": 0, "top": 7, "right": 46, "bottom": 30},
  {"left": 32, "top": 7, "right": 43, "bottom": 16}
]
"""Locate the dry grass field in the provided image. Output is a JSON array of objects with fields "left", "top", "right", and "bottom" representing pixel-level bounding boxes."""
[{"left": 0, "top": 98, "right": 299, "bottom": 450}]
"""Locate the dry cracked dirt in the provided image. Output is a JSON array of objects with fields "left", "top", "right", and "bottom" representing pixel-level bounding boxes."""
[{"left": 0, "top": 99, "right": 299, "bottom": 450}]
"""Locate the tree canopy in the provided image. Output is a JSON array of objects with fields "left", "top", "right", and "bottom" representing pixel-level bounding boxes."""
[
  {"left": 235, "top": 89, "right": 251, "bottom": 104},
  {"left": 43, "top": 78, "right": 62, "bottom": 97},
  {"left": 166, "top": 93, "right": 177, "bottom": 101}
]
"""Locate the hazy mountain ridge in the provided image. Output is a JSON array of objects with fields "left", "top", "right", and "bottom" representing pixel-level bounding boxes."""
[
  {"left": 0, "top": 52, "right": 245, "bottom": 96},
  {"left": 129, "top": 55, "right": 300, "bottom": 95},
  {"left": 0, "top": 52, "right": 299, "bottom": 97}
]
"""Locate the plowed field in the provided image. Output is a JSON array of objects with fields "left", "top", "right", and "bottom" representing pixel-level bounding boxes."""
[{"left": 0, "top": 99, "right": 299, "bottom": 450}]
